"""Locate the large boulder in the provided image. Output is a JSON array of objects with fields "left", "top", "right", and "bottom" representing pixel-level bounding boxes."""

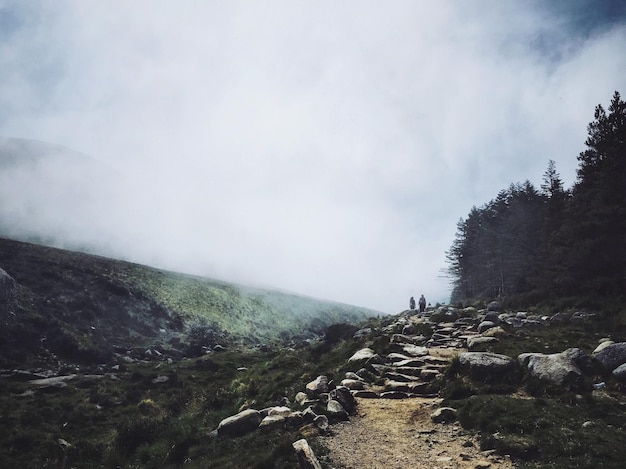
[
  {"left": 217, "top": 409, "right": 263, "bottom": 437},
  {"left": 519, "top": 348, "right": 587, "bottom": 387},
  {"left": 593, "top": 342, "right": 626, "bottom": 372},
  {"left": 459, "top": 352, "right": 520, "bottom": 382}
]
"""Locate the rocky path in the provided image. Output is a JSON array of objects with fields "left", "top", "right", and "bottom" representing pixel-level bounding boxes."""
[{"left": 322, "top": 396, "right": 514, "bottom": 469}]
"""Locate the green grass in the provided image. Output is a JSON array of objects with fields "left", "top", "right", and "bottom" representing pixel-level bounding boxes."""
[{"left": 0, "top": 333, "right": 365, "bottom": 468}]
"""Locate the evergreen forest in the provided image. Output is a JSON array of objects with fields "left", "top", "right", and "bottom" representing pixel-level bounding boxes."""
[{"left": 446, "top": 91, "right": 626, "bottom": 309}]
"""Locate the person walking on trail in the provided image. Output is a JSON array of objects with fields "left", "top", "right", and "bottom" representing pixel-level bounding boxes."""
[
  {"left": 409, "top": 296, "right": 416, "bottom": 310},
  {"left": 418, "top": 294, "right": 426, "bottom": 313}
]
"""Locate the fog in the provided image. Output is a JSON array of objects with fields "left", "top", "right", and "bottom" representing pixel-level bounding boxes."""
[{"left": 1, "top": 1, "right": 626, "bottom": 312}]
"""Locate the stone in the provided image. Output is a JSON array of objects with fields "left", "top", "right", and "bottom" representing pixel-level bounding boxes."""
[
  {"left": 295, "top": 392, "right": 309, "bottom": 406},
  {"left": 612, "top": 363, "right": 626, "bottom": 383},
  {"left": 487, "top": 301, "right": 502, "bottom": 312},
  {"left": 593, "top": 342, "right": 626, "bottom": 372},
  {"left": 266, "top": 406, "right": 291, "bottom": 417},
  {"left": 519, "top": 348, "right": 587, "bottom": 387},
  {"left": 593, "top": 340, "right": 615, "bottom": 354},
  {"left": 292, "top": 438, "right": 322, "bottom": 469},
  {"left": 326, "top": 399, "right": 349, "bottom": 420},
  {"left": 478, "top": 321, "right": 496, "bottom": 333},
  {"left": 305, "top": 375, "right": 329, "bottom": 396},
  {"left": 348, "top": 348, "right": 375, "bottom": 362},
  {"left": 151, "top": 375, "right": 169, "bottom": 384},
  {"left": 431, "top": 407, "right": 458, "bottom": 423},
  {"left": 482, "top": 326, "right": 506, "bottom": 337},
  {"left": 390, "top": 334, "right": 417, "bottom": 344},
  {"left": 330, "top": 386, "right": 357, "bottom": 414},
  {"left": 313, "top": 414, "right": 329, "bottom": 433},
  {"left": 217, "top": 409, "right": 262, "bottom": 437},
  {"left": 353, "top": 327, "right": 372, "bottom": 339},
  {"left": 459, "top": 352, "right": 520, "bottom": 382},
  {"left": 340, "top": 379, "right": 365, "bottom": 390},
  {"left": 467, "top": 336, "right": 499, "bottom": 351},
  {"left": 401, "top": 344, "right": 429, "bottom": 357},
  {"left": 259, "top": 415, "right": 285, "bottom": 428}
]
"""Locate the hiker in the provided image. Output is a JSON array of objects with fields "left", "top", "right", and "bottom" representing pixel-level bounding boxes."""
[
  {"left": 409, "top": 296, "right": 416, "bottom": 310},
  {"left": 418, "top": 294, "right": 426, "bottom": 313}
]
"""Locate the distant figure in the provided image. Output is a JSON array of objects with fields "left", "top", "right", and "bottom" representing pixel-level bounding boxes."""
[
  {"left": 409, "top": 296, "right": 416, "bottom": 310},
  {"left": 418, "top": 294, "right": 426, "bottom": 313}
]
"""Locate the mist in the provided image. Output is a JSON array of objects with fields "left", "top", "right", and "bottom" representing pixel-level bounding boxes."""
[{"left": 1, "top": 1, "right": 625, "bottom": 312}]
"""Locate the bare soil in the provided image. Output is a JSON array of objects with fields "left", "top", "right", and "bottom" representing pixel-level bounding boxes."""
[
  {"left": 321, "top": 348, "right": 514, "bottom": 469},
  {"left": 322, "top": 397, "right": 515, "bottom": 469}
]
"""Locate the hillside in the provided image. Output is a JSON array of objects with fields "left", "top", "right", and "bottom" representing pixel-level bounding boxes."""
[{"left": 0, "top": 237, "right": 378, "bottom": 367}]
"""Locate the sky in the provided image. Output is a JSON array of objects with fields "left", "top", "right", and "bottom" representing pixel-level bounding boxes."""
[{"left": 0, "top": 1, "right": 626, "bottom": 313}]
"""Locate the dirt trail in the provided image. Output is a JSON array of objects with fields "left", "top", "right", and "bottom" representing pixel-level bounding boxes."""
[
  {"left": 322, "top": 396, "right": 514, "bottom": 469},
  {"left": 321, "top": 348, "right": 514, "bottom": 468}
]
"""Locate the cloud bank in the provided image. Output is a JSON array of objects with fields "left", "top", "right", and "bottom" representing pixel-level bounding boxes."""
[{"left": 1, "top": 1, "right": 625, "bottom": 312}]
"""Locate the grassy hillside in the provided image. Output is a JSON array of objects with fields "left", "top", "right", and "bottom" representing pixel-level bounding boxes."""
[{"left": 0, "top": 237, "right": 378, "bottom": 366}]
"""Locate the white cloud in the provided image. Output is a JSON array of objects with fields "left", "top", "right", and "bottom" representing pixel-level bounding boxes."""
[{"left": 1, "top": 1, "right": 625, "bottom": 312}]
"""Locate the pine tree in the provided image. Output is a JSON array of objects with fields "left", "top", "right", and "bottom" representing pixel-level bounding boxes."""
[{"left": 563, "top": 91, "right": 626, "bottom": 296}]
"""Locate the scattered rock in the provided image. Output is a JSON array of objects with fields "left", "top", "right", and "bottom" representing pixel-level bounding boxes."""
[
  {"left": 217, "top": 409, "right": 263, "bottom": 437},
  {"left": 292, "top": 438, "right": 322, "bottom": 469}
]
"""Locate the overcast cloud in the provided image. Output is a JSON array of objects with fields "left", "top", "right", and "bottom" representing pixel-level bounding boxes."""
[{"left": 1, "top": 1, "right": 626, "bottom": 312}]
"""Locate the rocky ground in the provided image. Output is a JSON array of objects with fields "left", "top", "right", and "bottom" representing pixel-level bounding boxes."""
[{"left": 323, "top": 397, "right": 513, "bottom": 469}]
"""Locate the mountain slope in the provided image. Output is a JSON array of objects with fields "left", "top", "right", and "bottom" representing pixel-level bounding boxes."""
[{"left": 0, "top": 237, "right": 379, "bottom": 366}]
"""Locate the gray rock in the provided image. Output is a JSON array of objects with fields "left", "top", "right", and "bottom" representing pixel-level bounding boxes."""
[
  {"left": 353, "top": 327, "right": 372, "bottom": 339},
  {"left": 295, "top": 392, "right": 309, "bottom": 406},
  {"left": 313, "top": 414, "right": 329, "bottom": 433},
  {"left": 467, "top": 336, "right": 499, "bottom": 351},
  {"left": 292, "top": 438, "right": 322, "bottom": 469},
  {"left": 340, "top": 379, "right": 365, "bottom": 390},
  {"left": 348, "top": 348, "right": 375, "bottom": 362},
  {"left": 327, "top": 399, "right": 349, "bottom": 420},
  {"left": 259, "top": 415, "right": 285, "bottom": 428},
  {"left": 431, "top": 407, "right": 457, "bottom": 423},
  {"left": 305, "top": 375, "right": 329, "bottom": 396},
  {"left": 478, "top": 321, "right": 496, "bottom": 334},
  {"left": 459, "top": 352, "right": 520, "bottom": 381},
  {"left": 217, "top": 409, "right": 263, "bottom": 437},
  {"left": 519, "top": 348, "right": 587, "bottom": 387},
  {"left": 352, "top": 390, "right": 379, "bottom": 398},
  {"left": 330, "top": 386, "right": 357, "bottom": 414},
  {"left": 593, "top": 342, "right": 626, "bottom": 372},
  {"left": 487, "top": 301, "right": 502, "bottom": 312},
  {"left": 612, "top": 363, "right": 626, "bottom": 383},
  {"left": 593, "top": 340, "right": 615, "bottom": 354},
  {"left": 401, "top": 344, "right": 429, "bottom": 357},
  {"left": 390, "top": 334, "right": 417, "bottom": 344}
]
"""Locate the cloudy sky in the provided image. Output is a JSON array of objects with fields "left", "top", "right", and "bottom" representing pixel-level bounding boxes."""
[{"left": 1, "top": 1, "right": 626, "bottom": 312}]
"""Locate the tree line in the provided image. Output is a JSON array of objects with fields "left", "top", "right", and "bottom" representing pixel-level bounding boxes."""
[{"left": 446, "top": 91, "right": 626, "bottom": 305}]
